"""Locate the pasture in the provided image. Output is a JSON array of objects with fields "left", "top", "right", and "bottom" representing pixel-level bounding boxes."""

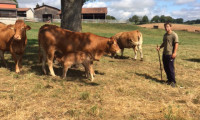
[{"left": 0, "top": 22, "right": 200, "bottom": 120}]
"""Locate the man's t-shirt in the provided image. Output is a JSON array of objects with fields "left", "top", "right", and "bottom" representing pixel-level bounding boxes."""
[{"left": 162, "top": 31, "right": 179, "bottom": 55}]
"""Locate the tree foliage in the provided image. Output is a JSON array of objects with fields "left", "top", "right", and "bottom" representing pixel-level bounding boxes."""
[
  {"left": 36, "top": 3, "right": 40, "bottom": 8},
  {"left": 151, "top": 15, "right": 160, "bottom": 23},
  {"left": 185, "top": 19, "right": 200, "bottom": 24},
  {"left": 106, "top": 15, "right": 116, "bottom": 20},
  {"left": 129, "top": 15, "right": 139, "bottom": 24},
  {"left": 141, "top": 15, "right": 149, "bottom": 24},
  {"left": 13, "top": 0, "right": 18, "bottom": 8}
]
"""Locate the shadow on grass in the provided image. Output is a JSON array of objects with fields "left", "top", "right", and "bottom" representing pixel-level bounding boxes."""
[
  {"left": 1, "top": 39, "right": 101, "bottom": 86},
  {"left": 184, "top": 58, "right": 200, "bottom": 63},
  {"left": 135, "top": 72, "right": 166, "bottom": 84},
  {"left": 114, "top": 55, "right": 130, "bottom": 59}
]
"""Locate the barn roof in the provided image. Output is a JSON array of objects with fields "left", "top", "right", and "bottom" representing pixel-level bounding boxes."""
[
  {"left": 0, "top": 0, "right": 17, "bottom": 4},
  {"left": 82, "top": 7, "right": 107, "bottom": 14},
  {"left": 58, "top": 7, "right": 108, "bottom": 15},
  {"left": 34, "top": 4, "right": 60, "bottom": 11},
  {"left": 17, "top": 8, "right": 31, "bottom": 12}
]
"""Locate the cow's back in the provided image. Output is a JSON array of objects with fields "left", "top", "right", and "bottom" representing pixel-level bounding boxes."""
[
  {"left": 39, "top": 24, "right": 108, "bottom": 54},
  {"left": 114, "top": 30, "right": 142, "bottom": 48},
  {"left": 0, "top": 25, "right": 15, "bottom": 51}
]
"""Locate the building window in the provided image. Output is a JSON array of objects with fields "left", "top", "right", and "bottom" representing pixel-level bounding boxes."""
[{"left": 0, "top": 10, "right": 16, "bottom": 18}]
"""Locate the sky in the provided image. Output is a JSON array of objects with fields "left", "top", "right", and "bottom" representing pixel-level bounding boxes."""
[{"left": 17, "top": 0, "right": 200, "bottom": 21}]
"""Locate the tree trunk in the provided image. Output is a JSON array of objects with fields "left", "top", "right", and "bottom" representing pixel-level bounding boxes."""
[{"left": 61, "top": 0, "right": 83, "bottom": 32}]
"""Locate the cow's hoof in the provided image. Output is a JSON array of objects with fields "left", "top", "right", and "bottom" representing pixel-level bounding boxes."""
[
  {"left": 51, "top": 74, "right": 56, "bottom": 77},
  {"left": 140, "top": 58, "right": 143, "bottom": 61},
  {"left": 133, "top": 59, "right": 137, "bottom": 61}
]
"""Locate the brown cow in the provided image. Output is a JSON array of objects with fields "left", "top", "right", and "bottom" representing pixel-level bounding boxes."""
[
  {"left": 38, "top": 24, "right": 120, "bottom": 78},
  {"left": 0, "top": 22, "right": 6, "bottom": 28},
  {"left": 0, "top": 20, "right": 31, "bottom": 73},
  {"left": 55, "top": 51, "right": 95, "bottom": 81},
  {"left": 112, "top": 30, "right": 143, "bottom": 60}
]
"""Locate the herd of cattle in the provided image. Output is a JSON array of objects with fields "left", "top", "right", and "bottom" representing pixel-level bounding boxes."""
[{"left": 0, "top": 20, "right": 143, "bottom": 81}]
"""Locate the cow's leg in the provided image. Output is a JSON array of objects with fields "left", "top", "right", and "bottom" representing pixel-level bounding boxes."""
[
  {"left": 18, "top": 55, "right": 23, "bottom": 69},
  {"left": 90, "top": 61, "right": 95, "bottom": 76},
  {"left": 62, "top": 65, "right": 69, "bottom": 79},
  {"left": 120, "top": 48, "right": 124, "bottom": 57},
  {"left": 40, "top": 47, "right": 47, "bottom": 75},
  {"left": 133, "top": 46, "right": 138, "bottom": 60},
  {"left": 47, "top": 49, "right": 56, "bottom": 76},
  {"left": 12, "top": 53, "right": 20, "bottom": 73},
  {"left": 0, "top": 50, "right": 7, "bottom": 67},
  {"left": 138, "top": 44, "right": 143, "bottom": 61},
  {"left": 82, "top": 62, "right": 90, "bottom": 78},
  {"left": 89, "top": 64, "right": 94, "bottom": 81}
]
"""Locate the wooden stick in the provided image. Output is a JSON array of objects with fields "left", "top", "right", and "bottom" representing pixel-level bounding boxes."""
[{"left": 157, "top": 45, "right": 163, "bottom": 80}]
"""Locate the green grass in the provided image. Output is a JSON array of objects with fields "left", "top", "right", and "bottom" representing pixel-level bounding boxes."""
[{"left": 0, "top": 22, "right": 200, "bottom": 119}]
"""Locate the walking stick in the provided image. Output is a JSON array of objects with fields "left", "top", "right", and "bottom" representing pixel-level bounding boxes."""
[{"left": 157, "top": 45, "right": 163, "bottom": 80}]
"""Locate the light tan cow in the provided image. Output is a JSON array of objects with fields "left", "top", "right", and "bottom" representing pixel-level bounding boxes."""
[
  {"left": 112, "top": 30, "right": 143, "bottom": 60},
  {"left": 55, "top": 51, "right": 95, "bottom": 81}
]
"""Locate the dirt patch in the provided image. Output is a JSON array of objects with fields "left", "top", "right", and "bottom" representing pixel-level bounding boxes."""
[{"left": 138, "top": 23, "right": 200, "bottom": 32}]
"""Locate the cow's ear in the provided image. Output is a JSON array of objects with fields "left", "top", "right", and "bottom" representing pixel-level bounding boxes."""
[
  {"left": 7, "top": 25, "right": 14, "bottom": 30},
  {"left": 25, "top": 25, "right": 31, "bottom": 30},
  {"left": 107, "top": 39, "right": 114, "bottom": 45}
]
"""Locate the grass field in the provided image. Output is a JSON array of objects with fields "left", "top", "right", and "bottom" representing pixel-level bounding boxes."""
[{"left": 0, "top": 22, "right": 200, "bottom": 120}]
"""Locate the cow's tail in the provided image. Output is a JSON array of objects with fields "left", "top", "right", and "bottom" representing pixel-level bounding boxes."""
[{"left": 138, "top": 31, "right": 143, "bottom": 45}]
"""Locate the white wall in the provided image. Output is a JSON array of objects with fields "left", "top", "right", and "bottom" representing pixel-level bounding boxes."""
[
  {"left": 0, "top": 18, "right": 17, "bottom": 24},
  {"left": 26, "top": 9, "right": 34, "bottom": 19}
]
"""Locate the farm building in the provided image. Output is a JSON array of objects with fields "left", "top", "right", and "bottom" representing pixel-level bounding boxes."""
[
  {"left": 81, "top": 7, "right": 107, "bottom": 19},
  {"left": 34, "top": 4, "right": 60, "bottom": 22},
  {"left": 34, "top": 4, "right": 108, "bottom": 22},
  {"left": 0, "top": 0, "right": 17, "bottom": 24},
  {"left": 0, "top": 0, "right": 17, "bottom": 18},
  {"left": 17, "top": 8, "right": 34, "bottom": 19}
]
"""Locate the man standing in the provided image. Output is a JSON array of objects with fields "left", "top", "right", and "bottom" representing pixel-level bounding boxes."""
[{"left": 157, "top": 22, "right": 179, "bottom": 87}]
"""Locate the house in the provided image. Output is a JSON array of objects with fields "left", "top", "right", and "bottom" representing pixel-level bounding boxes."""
[
  {"left": 59, "top": 7, "right": 108, "bottom": 20},
  {"left": 0, "top": 0, "right": 17, "bottom": 24},
  {"left": 17, "top": 8, "right": 34, "bottom": 19},
  {"left": 81, "top": 7, "right": 107, "bottom": 19},
  {"left": 0, "top": 0, "right": 17, "bottom": 18},
  {"left": 34, "top": 4, "right": 60, "bottom": 22}
]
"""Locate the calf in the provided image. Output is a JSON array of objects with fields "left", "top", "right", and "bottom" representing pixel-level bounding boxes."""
[
  {"left": 38, "top": 24, "right": 120, "bottom": 77},
  {"left": 112, "top": 30, "right": 143, "bottom": 60},
  {"left": 55, "top": 51, "right": 95, "bottom": 81},
  {"left": 0, "top": 20, "right": 31, "bottom": 73}
]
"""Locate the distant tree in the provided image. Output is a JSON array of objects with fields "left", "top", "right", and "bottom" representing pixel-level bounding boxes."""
[
  {"left": 141, "top": 15, "right": 149, "bottom": 24},
  {"left": 185, "top": 19, "right": 200, "bottom": 24},
  {"left": 129, "top": 15, "right": 139, "bottom": 24},
  {"left": 42, "top": 2, "right": 45, "bottom": 6},
  {"left": 160, "top": 15, "right": 166, "bottom": 23},
  {"left": 151, "top": 15, "right": 160, "bottom": 23},
  {"left": 165, "top": 16, "right": 173, "bottom": 22},
  {"left": 174, "top": 18, "right": 183, "bottom": 24},
  {"left": 13, "top": 0, "right": 18, "bottom": 8},
  {"left": 36, "top": 3, "right": 40, "bottom": 8},
  {"left": 106, "top": 15, "right": 116, "bottom": 20},
  {"left": 195, "top": 19, "right": 200, "bottom": 24}
]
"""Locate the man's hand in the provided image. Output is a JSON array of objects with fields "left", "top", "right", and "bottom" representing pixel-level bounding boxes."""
[
  {"left": 156, "top": 46, "right": 160, "bottom": 51},
  {"left": 172, "top": 53, "right": 176, "bottom": 59}
]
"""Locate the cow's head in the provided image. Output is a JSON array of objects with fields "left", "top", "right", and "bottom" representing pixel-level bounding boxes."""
[
  {"left": 107, "top": 37, "right": 121, "bottom": 54},
  {"left": 12, "top": 20, "right": 31, "bottom": 40}
]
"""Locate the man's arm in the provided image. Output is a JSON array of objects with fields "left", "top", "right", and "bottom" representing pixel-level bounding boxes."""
[
  {"left": 172, "top": 43, "right": 178, "bottom": 59},
  {"left": 157, "top": 42, "right": 164, "bottom": 51}
]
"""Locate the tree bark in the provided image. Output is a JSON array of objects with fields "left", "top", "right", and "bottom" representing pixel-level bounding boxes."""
[{"left": 61, "top": 0, "right": 83, "bottom": 32}]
